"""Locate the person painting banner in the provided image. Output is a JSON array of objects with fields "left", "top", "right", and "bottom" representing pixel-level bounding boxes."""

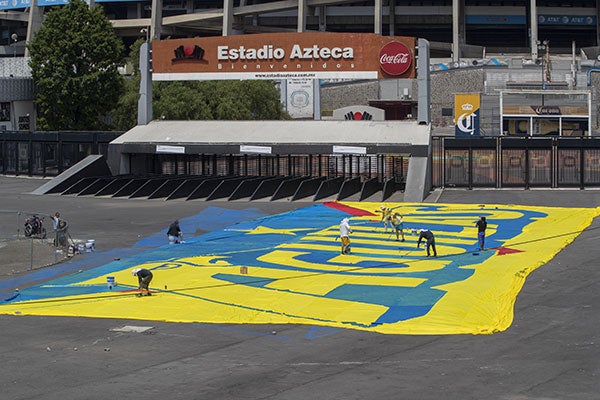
[
  {"left": 476, "top": 216, "right": 488, "bottom": 250},
  {"left": 339, "top": 217, "right": 352, "bottom": 255},
  {"left": 131, "top": 268, "right": 153, "bottom": 297},
  {"left": 167, "top": 220, "right": 184, "bottom": 244},
  {"left": 390, "top": 212, "right": 405, "bottom": 241},
  {"left": 416, "top": 229, "right": 437, "bottom": 257}
]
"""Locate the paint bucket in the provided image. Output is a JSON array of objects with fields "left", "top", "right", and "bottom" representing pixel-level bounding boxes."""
[
  {"left": 107, "top": 276, "right": 116, "bottom": 289},
  {"left": 77, "top": 243, "right": 85, "bottom": 253},
  {"left": 85, "top": 240, "right": 95, "bottom": 252}
]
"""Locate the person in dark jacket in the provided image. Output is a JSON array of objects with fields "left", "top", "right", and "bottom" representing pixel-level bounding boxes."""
[
  {"left": 475, "top": 216, "right": 487, "bottom": 250},
  {"left": 416, "top": 229, "right": 437, "bottom": 257},
  {"left": 131, "top": 268, "right": 153, "bottom": 296},
  {"left": 167, "top": 220, "right": 183, "bottom": 244}
]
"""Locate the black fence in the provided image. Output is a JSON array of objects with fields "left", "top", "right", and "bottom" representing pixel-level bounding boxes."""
[
  {"left": 0, "top": 131, "right": 409, "bottom": 193},
  {"left": 432, "top": 136, "right": 600, "bottom": 189},
  {"left": 10, "top": 131, "right": 599, "bottom": 191},
  {"left": 149, "top": 153, "right": 408, "bottom": 184},
  {"left": 0, "top": 131, "right": 122, "bottom": 177}
]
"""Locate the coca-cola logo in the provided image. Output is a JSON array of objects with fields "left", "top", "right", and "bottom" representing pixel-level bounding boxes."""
[{"left": 379, "top": 42, "right": 412, "bottom": 76}]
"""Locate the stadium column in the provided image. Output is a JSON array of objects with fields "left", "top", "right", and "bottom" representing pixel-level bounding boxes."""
[
  {"left": 25, "top": 0, "right": 43, "bottom": 57},
  {"left": 138, "top": 42, "right": 153, "bottom": 126},
  {"left": 597, "top": 7, "right": 600, "bottom": 47},
  {"left": 297, "top": 0, "right": 307, "bottom": 33},
  {"left": 451, "top": 0, "right": 464, "bottom": 62},
  {"left": 405, "top": 39, "right": 432, "bottom": 203},
  {"left": 374, "top": 0, "right": 382, "bottom": 35},
  {"left": 389, "top": 0, "right": 395, "bottom": 36},
  {"left": 417, "top": 38, "right": 431, "bottom": 125},
  {"left": 313, "top": 79, "right": 321, "bottom": 121},
  {"left": 318, "top": 6, "right": 326, "bottom": 32},
  {"left": 223, "top": 0, "right": 233, "bottom": 36},
  {"left": 150, "top": 0, "right": 163, "bottom": 40},
  {"left": 530, "top": 0, "right": 539, "bottom": 59}
]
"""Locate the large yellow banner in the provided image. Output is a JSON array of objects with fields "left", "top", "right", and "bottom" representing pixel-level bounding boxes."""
[{"left": 2, "top": 202, "right": 597, "bottom": 335}]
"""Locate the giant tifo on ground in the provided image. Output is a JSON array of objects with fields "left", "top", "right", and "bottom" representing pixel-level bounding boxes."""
[{"left": 3, "top": 201, "right": 597, "bottom": 335}]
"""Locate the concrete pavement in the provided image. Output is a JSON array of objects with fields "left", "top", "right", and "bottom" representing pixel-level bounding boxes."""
[{"left": 0, "top": 176, "right": 598, "bottom": 399}]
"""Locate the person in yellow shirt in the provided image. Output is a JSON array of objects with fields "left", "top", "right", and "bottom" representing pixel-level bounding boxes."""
[
  {"left": 390, "top": 212, "right": 405, "bottom": 242},
  {"left": 378, "top": 205, "right": 393, "bottom": 233}
]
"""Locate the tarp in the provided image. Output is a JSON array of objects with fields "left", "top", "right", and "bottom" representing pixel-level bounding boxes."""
[{"left": 2, "top": 202, "right": 598, "bottom": 335}]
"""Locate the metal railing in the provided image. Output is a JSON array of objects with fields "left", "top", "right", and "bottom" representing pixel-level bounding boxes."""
[
  {"left": 0, "top": 131, "right": 121, "bottom": 177},
  {"left": 432, "top": 136, "right": 600, "bottom": 189},
  {"left": 0, "top": 210, "right": 71, "bottom": 272},
  {"left": 154, "top": 153, "right": 409, "bottom": 184}
]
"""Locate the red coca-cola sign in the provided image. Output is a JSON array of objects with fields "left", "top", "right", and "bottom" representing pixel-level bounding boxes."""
[{"left": 379, "top": 41, "right": 412, "bottom": 76}]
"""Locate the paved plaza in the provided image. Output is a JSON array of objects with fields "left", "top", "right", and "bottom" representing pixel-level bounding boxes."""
[{"left": 1, "top": 176, "right": 598, "bottom": 399}]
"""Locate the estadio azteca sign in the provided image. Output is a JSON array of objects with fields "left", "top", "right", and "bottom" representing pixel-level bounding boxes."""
[{"left": 152, "top": 33, "right": 415, "bottom": 81}]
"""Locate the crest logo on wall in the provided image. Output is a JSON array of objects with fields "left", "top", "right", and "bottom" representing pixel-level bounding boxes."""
[
  {"left": 172, "top": 45, "right": 205, "bottom": 62},
  {"left": 455, "top": 94, "right": 481, "bottom": 136}
]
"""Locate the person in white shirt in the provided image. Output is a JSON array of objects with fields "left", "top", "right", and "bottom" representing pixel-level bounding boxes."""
[{"left": 339, "top": 217, "right": 353, "bottom": 254}]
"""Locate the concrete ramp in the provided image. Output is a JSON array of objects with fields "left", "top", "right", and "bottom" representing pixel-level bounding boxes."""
[
  {"left": 31, "top": 155, "right": 112, "bottom": 195},
  {"left": 403, "top": 156, "right": 431, "bottom": 202}
]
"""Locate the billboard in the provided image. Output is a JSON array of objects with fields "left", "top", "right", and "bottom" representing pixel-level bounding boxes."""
[
  {"left": 502, "top": 105, "right": 588, "bottom": 117},
  {"left": 152, "top": 33, "right": 416, "bottom": 81},
  {"left": 455, "top": 93, "right": 481, "bottom": 136},
  {"left": 538, "top": 15, "right": 596, "bottom": 26},
  {"left": 286, "top": 79, "right": 313, "bottom": 119},
  {"left": 0, "top": 0, "right": 30, "bottom": 10},
  {"left": 1, "top": 0, "right": 142, "bottom": 9}
]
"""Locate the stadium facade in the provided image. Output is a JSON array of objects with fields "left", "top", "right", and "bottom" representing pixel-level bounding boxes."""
[
  {"left": 1, "top": 0, "right": 600, "bottom": 58},
  {"left": 3, "top": 1, "right": 600, "bottom": 197}
]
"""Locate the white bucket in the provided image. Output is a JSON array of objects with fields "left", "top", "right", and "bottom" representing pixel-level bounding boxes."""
[
  {"left": 85, "top": 240, "right": 95, "bottom": 252},
  {"left": 107, "top": 276, "right": 116, "bottom": 289}
]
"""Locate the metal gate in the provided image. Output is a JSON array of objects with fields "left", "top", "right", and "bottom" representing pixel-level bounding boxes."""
[
  {"left": 154, "top": 153, "right": 408, "bottom": 184},
  {"left": 433, "top": 136, "right": 600, "bottom": 189}
]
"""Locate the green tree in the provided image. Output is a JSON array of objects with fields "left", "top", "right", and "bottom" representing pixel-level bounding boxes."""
[
  {"left": 28, "top": 0, "right": 125, "bottom": 130},
  {"left": 112, "top": 38, "right": 144, "bottom": 130},
  {"left": 151, "top": 80, "right": 289, "bottom": 123},
  {"left": 113, "top": 40, "right": 289, "bottom": 130}
]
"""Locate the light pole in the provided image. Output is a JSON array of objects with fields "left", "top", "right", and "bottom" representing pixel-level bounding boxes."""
[
  {"left": 537, "top": 39, "right": 549, "bottom": 90},
  {"left": 11, "top": 33, "right": 17, "bottom": 58},
  {"left": 140, "top": 27, "right": 149, "bottom": 43},
  {"left": 138, "top": 27, "right": 152, "bottom": 125}
]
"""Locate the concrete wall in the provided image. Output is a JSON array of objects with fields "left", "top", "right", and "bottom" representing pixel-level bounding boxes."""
[
  {"left": 429, "top": 68, "right": 485, "bottom": 131},
  {"left": 591, "top": 73, "right": 600, "bottom": 131},
  {"left": 320, "top": 80, "right": 379, "bottom": 117},
  {"left": 321, "top": 66, "right": 599, "bottom": 135}
]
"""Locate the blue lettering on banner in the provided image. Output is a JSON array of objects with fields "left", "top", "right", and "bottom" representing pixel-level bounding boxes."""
[{"left": 465, "top": 15, "right": 526, "bottom": 25}]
